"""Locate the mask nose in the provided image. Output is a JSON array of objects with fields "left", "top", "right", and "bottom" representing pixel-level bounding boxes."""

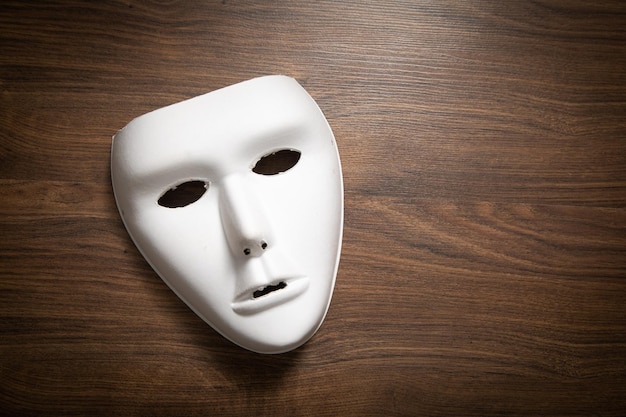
[{"left": 219, "top": 174, "right": 272, "bottom": 258}]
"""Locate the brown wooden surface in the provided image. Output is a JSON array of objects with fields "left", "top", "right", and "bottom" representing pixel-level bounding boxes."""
[{"left": 2, "top": 1, "right": 626, "bottom": 416}]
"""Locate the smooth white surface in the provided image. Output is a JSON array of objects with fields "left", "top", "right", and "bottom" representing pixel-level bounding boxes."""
[{"left": 111, "top": 75, "right": 343, "bottom": 353}]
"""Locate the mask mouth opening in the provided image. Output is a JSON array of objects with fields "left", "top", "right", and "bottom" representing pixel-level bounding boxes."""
[
  {"left": 232, "top": 276, "right": 309, "bottom": 315},
  {"left": 253, "top": 281, "right": 287, "bottom": 299}
]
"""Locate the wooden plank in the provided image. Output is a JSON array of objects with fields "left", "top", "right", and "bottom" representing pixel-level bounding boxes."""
[{"left": 2, "top": 1, "right": 625, "bottom": 415}]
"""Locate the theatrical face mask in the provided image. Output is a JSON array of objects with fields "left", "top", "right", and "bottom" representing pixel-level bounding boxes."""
[{"left": 111, "top": 75, "right": 343, "bottom": 354}]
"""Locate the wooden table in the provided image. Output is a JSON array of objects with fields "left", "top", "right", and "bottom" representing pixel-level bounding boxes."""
[{"left": 2, "top": 1, "right": 625, "bottom": 415}]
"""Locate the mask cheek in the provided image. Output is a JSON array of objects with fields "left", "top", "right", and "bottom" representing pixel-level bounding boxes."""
[{"left": 129, "top": 202, "right": 236, "bottom": 316}]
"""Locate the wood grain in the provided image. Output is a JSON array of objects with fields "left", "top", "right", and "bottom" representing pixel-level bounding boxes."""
[{"left": 2, "top": 1, "right": 625, "bottom": 416}]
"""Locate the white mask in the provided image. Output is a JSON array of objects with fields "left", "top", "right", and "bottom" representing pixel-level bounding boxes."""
[{"left": 111, "top": 75, "right": 343, "bottom": 353}]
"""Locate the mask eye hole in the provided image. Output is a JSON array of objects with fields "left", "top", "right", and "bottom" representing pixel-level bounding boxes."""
[
  {"left": 252, "top": 149, "right": 301, "bottom": 175},
  {"left": 158, "top": 180, "right": 208, "bottom": 208}
]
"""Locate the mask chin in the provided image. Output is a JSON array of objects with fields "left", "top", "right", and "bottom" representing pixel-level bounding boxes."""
[{"left": 111, "top": 75, "right": 343, "bottom": 354}]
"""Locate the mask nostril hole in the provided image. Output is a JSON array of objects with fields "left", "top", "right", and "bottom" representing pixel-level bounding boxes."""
[
  {"left": 243, "top": 248, "right": 251, "bottom": 256},
  {"left": 261, "top": 241, "right": 267, "bottom": 250},
  {"left": 252, "top": 149, "right": 301, "bottom": 175}
]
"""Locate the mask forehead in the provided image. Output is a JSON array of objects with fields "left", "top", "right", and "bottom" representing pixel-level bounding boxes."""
[
  {"left": 111, "top": 75, "right": 343, "bottom": 354},
  {"left": 114, "top": 76, "right": 325, "bottom": 182}
]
